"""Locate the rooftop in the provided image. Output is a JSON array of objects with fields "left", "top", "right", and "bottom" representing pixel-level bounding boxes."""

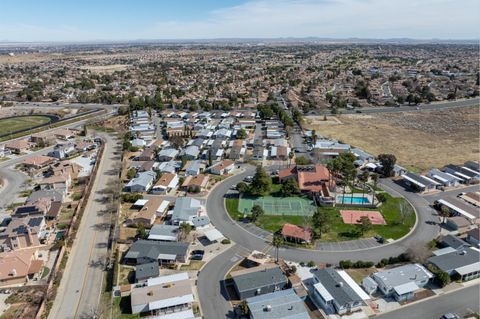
[{"left": 246, "top": 289, "right": 309, "bottom": 319}]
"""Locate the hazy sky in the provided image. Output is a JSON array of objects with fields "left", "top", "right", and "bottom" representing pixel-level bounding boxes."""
[{"left": 1, "top": 0, "right": 479, "bottom": 42}]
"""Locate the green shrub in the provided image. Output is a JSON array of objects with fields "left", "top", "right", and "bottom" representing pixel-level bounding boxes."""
[
  {"left": 307, "top": 261, "right": 316, "bottom": 267},
  {"left": 221, "top": 238, "right": 231, "bottom": 245},
  {"left": 339, "top": 260, "right": 352, "bottom": 269},
  {"left": 121, "top": 193, "right": 143, "bottom": 203},
  {"left": 376, "top": 193, "right": 388, "bottom": 203}
]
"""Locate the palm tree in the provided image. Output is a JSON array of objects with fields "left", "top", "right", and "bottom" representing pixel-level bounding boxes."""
[
  {"left": 370, "top": 173, "right": 379, "bottom": 206},
  {"left": 272, "top": 234, "right": 284, "bottom": 263},
  {"left": 288, "top": 151, "right": 294, "bottom": 167},
  {"left": 439, "top": 205, "right": 450, "bottom": 224},
  {"left": 359, "top": 171, "right": 370, "bottom": 205}
]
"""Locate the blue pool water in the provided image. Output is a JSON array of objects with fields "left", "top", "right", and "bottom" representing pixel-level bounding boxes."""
[{"left": 336, "top": 195, "right": 370, "bottom": 204}]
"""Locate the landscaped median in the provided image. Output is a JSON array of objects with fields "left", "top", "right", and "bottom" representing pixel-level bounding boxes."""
[{"left": 226, "top": 192, "right": 416, "bottom": 243}]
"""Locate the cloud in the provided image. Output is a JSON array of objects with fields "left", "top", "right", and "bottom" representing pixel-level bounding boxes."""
[{"left": 0, "top": 0, "right": 478, "bottom": 41}]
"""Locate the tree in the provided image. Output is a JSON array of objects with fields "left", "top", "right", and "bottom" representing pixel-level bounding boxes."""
[
  {"left": 249, "top": 166, "right": 272, "bottom": 196},
  {"left": 288, "top": 151, "right": 295, "bottom": 167},
  {"left": 179, "top": 222, "right": 192, "bottom": 241},
  {"left": 436, "top": 271, "right": 451, "bottom": 287},
  {"left": 136, "top": 224, "right": 147, "bottom": 239},
  {"left": 236, "top": 128, "right": 247, "bottom": 139},
  {"left": 370, "top": 173, "right": 379, "bottom": 205},
  {"left": 295, "top": 156, "right": 310, "bottom": 165},
  {"left": 127, "top": 168, "right": 137, "bottom": 179},
  {"left": 311, "top": 130, "right": 317, "bottom": 146},
  {"left": 359, "top": 171, "right": 369, "bottom": 205},
  {"left": 272, "top": 234, "right": 284, "bottom": 263},
  {"left": 236, "top": 182, "right": 249, "bottom": 194},
  {"left": 118, "top": 105, "right": 128, "bottom": 115},
  {"left": 406, "top": 243, "right": 431, "bottom": 263},
  {"left": 208, "top": 149, "right": 213, "bottom": 167},
  {"left": 281, "top": 178, "right": 300, "bottom": 197},
  {"left": 378, "top": 153, "right": 397, "bottom": 177},
  {"left": 439, "top": 205, "right": 450, "bottom": 224},
  {"left": 250, "top": 204, "right": 264, "bottom": 222},
  {"left": 358, "top": 216, "right": 372, "bottom": 235},
  {"left": 311, "top": 209, "right": 332, "bottom": 239}
]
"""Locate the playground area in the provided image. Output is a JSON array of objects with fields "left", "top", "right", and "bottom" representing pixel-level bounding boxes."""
[
  {"left": 340, "top": 210, "right": 387, "bottom": 225},
  {"left": 239, "top": 195, "right": 316, "bottom": 216}
]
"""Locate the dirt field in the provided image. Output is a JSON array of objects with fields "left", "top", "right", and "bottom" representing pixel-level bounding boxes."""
[{"left": 305, "top": 106, "right": 480, "bottom": 172}]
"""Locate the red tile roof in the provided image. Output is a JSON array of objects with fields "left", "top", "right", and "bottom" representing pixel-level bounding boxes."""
[{"left": 281, "top": 223, "right": 312, "bottom": 242}]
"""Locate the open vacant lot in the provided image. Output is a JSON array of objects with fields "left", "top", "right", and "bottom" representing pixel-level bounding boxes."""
[
  {"left": 305, "top": 106, "right": 480, "bottom": 171},
  {"left": 0, "top": 115, "right": 52, "bottom": 135}
]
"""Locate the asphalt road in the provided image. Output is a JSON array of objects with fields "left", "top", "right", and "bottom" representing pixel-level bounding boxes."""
[
  {"left": 325, "top": 97, "right": 480, "bottom": 115},
  {"left": 49, "top": 133, "right": 120, "bottom": 319},
  {"left": 376, "top": 284, "right": 480, "bottom": 319},
  {"left": 200, "top": 168, "right": 441, "bottom": 318}
]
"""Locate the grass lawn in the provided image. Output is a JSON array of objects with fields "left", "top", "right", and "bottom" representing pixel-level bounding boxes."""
[
  {"left": 41, "top": 266, "right": 50, "bottom": 279},
  {"left": 346, "top": 268, "right": 378, "bottom": 283},
  {"left": 112, "top": 297, "right": 140, "bottom": 319},
  {"left": 180, "top": 260, "right": 205, "bottom": 271},
  {"left": 226, "top": 192, "right": 415, "bottom": 242},
  {"left": 0, "top": 116, "right": 52, "bottom": 135}
]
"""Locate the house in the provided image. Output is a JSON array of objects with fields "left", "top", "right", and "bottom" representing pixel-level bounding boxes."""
[
  {"left": 27, "top": 189, "right": 64, "bottom": 204},
  {"left": 229, "top": 139, "right": 246, "bottom": 160},
  {"left": 0, "top": 248, "right": 44, "bottom": 287},
  {"left": 440, "top": 234, "right": 471, "bottom": 250},
  {"left": 281, "top": 224, "right": 312, "bottom": 244},
  {"left": 158, "top": 161, "right": 180, "bottom": 174},
  {"left": 402, "top": 172, "right": 439, "bottom": 192},
  {"left": 427, "top": 247, "right": 480, "bottom": 281},
  {"left": 427, "top": 168, "right": 461, "bottom": 187},
  {"left": 252, "top": 145, "right": 265, "bottom": 160},
  {"left": 310, "top": 268, "right": 368, "bottom": 315},
  {"left": 181, "top": 174, "right": 209, "bottom": 193},
  {"left": 158, "top": 148, "right": 179, "bottom": 162},
  {"left": 0, "top": 215, "right": 45, "bottom": 251},
  {"left": 37, "top": 173, "right": 71, "bottom": 191},
  {"left": 48, "top": 144, "right": 76, "bottom": 160},
  {"left": 30, "top": 132, "right": 55, "bottom": 146},
  {"left": 209, "top": 159, "right": 235, "bottom": 175},
  {"left": 127, "top": 198, "right": 168, "bottom": 227},
  {"left": 138, "top": 161, "right": 155, "bottom": 173},
  {"left": 124, "top": 171, "right": 156, "bottom": 193},
  {"left": 246, "top": 289, "right": 310, "bottom": 319},
  {"left": 231, "top": 265, "right": 288, "bottom": 299},
  {"left": 466, "top": 228, "right": 480, "bottom": 247},
  {"left": 171, "top": 197, "right": 204, "bottom": 226},
  {"left": 184, "top": 160, "right": 205, "bottom": 176},
  {"left": 135, "top": 261, "right": 159, "bottom": 282},
  {"left": 183, "top": 145, "right": 200, "bottom": 160},
  {"left": 363, "top": 264, "right": 433, "bottom": 301},
  {"left": 151, "top": 173, "right": 179, "bottom": 194},
  {"left": 130, "top": 272, "right": 194, "bottom": 315},
  {"left": 5, "top": 139, "right": 30, "bottom": 154},
  {"left": 137, "top": 147, "right": 156, "bottom": 161},
  {"left": 148, "top": 224, "right": 179, "bottom": 242},
  {"left": 446, "top": 216, "right": 472, "bottom": 233},
  {"left": 465, "top": 161, "right": 480, "bottom": 172},
  {"left": 351, "top": 148, "right": 375, "bottom": 164},
  {"left": 443, "top": 164, "right": 480, "bottom": 183},
  {"left": 53, "top": 128, "right": 78, "bottom": 140},
  {"left": 434, "top": 197, "right": 479, "bottom": 222},
  {"left": 124, "top": 240, "right": 190, "bottom": 265},
  {"left": 21, "top": 155, "right": 56, "bottom": 170},
  {"left": 269, "top": 146, "right": 288, "bottom": 161}
]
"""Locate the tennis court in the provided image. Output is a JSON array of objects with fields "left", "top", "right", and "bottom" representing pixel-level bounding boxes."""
[
  {"left": 238, "top": 195, "right": 316, "bottom": 216},
  {"left": 340, "top": 210, "right": 387, "bottom": 225}
]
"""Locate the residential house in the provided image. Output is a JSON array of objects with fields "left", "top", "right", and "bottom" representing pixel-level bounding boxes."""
[
  {"left": 231, "top": 265, "right": 288, "bottom": 299},
  {"left": 130, "top": 272, "right": 194, "bottom": 315},
  {"left": 21, "top": 155, "right": 56, "bottom": 170},
  {"left": 246, "top": 289, "right": 310, "bottom": 319},
  {"left": 183, "top": 145, "right": 200, "bottom": 160},
  {"left": 137, "top": 147, "right": 156, "bottom": 161},
  {"left": 0, "top": 248, "right": 44, "bottom": 287},
  {"left": 229, "top": 139, "right": 246, "bottom": 161},
  {"left": 0, "top": 215, "right": 45, "bottom": 251},
  {"left": 465, "top": 161, "right": 480, "bottom": 172},
  {"left": 53, "top": 128, "right": 78, "bottom": 140},
  {"left": 135, "top": 261, "right": 159, "bottom": 283},
  {"left": 434, "top": 197, "right": 479, "bottom": 222},
  {"left": 181, "top": 174, "right": 209, "bottom": 193},
  {"left": 151, "top": 173, "right": 179, "bottom": 194},
  {"left": 402, "top": 172, "right": 439, "bottom": 193},
  {"left": 30, "top": 132, "right": 55, "bottom": 146},
  {"left": 48, "top": 144, "right": 75, "bottom": 160},
  {"left": 427, "top": 168, "right": 461, "bottom": 187},
  {"left": 5, "top": 139, "right": 29, "bottom": 154},
  {"left": 209, "top": 159, "right": 234, "bottom": 175},
  {"left": 427, "top": 247, "right": 480, "bottom": 281},
  {"left": 158, "top": 161, "right": 180, "bottom": 174},
  {"left": 127, "top": 198, "right": 169, "bottom": 227},
  {"left": 363, "top": 264, "right": 433, "bottom": 301},
  {"left": 281, "top": 223, "right": 312, "bottom": 244},
  {"left": 443, "top": 164, "right": 480, "bottom": 184},
  {"left": 148, "top": 224, "right": 179, "bottom": 242},
  {"left": 310, "top": 268, "right": 369, "bottom": 315},
  {"left": 158, "top": 148, "right": 179, "bottom": 162},
  {"left": 171, "top": 197, "right": 204, "bottom": 226},
  {"left": 269, "top": 146, "right": 288, "bottom": 161},
  {"left": 183, "top": 160, "right": 205, "bottom": 176},
  {"left": 440, "top": 234, "right": 471, "bottom": 250},
  {"left": 124, "top": 240, "right": 190, "bottom": 265},
  {"left": 124, "top": 171, "right": 156, "bottom": 193},
  {"left": 37, "top": 173, "right": 71, "bottom": 192},
  {"left": 466, "top": 228, "right": 480, "bottom": 247}
]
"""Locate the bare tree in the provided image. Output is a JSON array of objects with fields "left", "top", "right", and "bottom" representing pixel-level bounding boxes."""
[{"left": 406, "top": 243, "right": 431, "bottom": 263}]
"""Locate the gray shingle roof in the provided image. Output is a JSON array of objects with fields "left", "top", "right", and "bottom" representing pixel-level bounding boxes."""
[
  {"left": 427, "top": 248, "right": 480, "bottom": 272},
  {"left": 136, "top": 261, "right": 159, "bottom": 281},
  {"left": 371, "top": 264, "right": 433, "bottom": 289},
  {"left": 246, "top": 289, "right": 309, "bottom": 319},
  {"left": 312, "top": 268, "right": 362, "bottom": 307},
  {"left": 125, "top": 240, "right": 189, "bottom": 261},
  {"left": 172, "top": 197, "right": 202, "bottom": 222},
  {"left": 232, "top": 267, "right": 287, "bottom": 294}
]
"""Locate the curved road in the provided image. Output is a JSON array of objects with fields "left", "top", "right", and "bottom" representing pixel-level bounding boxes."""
[{"left": 199, "top": 166, "right": 441, "bottom": 318}]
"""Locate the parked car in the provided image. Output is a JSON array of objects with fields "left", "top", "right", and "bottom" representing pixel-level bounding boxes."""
[
  {"left": 441, "top": 313, "right": 460, "bottom": 319},
  {"left": 244, "top": 176, "right": 253, "bottom": 183},
  {"left": 191, "top": 250, "right": 205, "bottom": 260},
  {"left": 374, "top": 235, "right": 385, "bottom": 244}
]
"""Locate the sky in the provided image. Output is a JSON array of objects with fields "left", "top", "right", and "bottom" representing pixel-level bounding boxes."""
[{"left": 0, "top": 0, "right": 479, "bottom": 42}]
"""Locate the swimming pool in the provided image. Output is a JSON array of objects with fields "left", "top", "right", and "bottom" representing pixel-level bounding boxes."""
[{"left": 336, "top": 195, "right": 370, "bottom": 204}]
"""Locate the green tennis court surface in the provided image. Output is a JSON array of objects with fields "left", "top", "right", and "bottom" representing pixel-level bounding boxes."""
[{"left": 238, "top": 195, "right": 316, "bottom": 216}]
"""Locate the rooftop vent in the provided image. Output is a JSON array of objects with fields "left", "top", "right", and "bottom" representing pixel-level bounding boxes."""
[{"left": 264, "top": 305, "right": 272, "bottom": 312}]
